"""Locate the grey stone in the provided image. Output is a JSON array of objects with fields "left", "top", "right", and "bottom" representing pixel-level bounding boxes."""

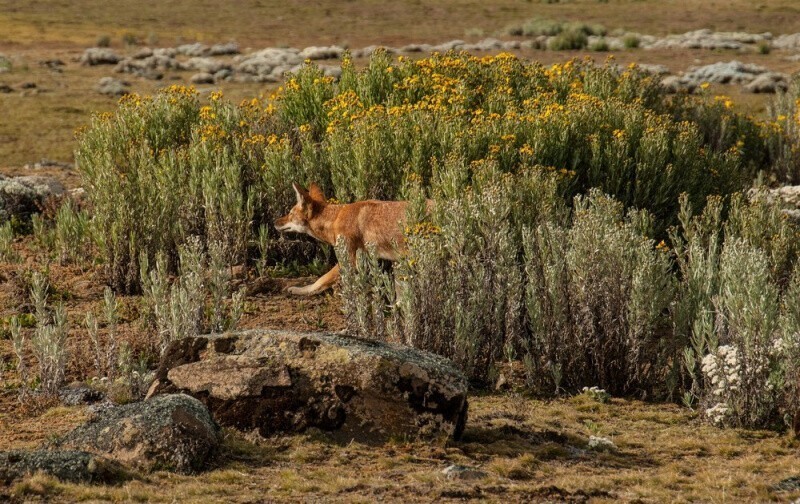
[
  {"left": 148, "top": 329, "right": 469, "bottom": 442},
  {"left": 442, "top": 464, "right": 488, "bottom": 481},
  {"left": 431, "top": 40, "right": 466, "bottom": 52},
  {"left": 209, "top": 42, "right": 240, "bottom": 56},
  {"left": 744, "top": 72, "right": 789, "bottom": 93},
  {"left": 636, "top": 63, "right": 670, "bottom": 76},
  {"left": 190, "top": 72, "right": 214, "bottom": 84},
  {"left": 58, "top": 382, "right": 105, "bottom": 406},
  {"left": 682, "top": 60, "right": 768, "bottom": 85},
  {"left": 95, "top": 76, "right": 129, "bottom": 96},
  {"left": 80, "top": 47, "right": 121, "bottom": 66},
  {"left": 58, "top": 394, "right": 219, "bottom": 473},
  {"left": 184, "top": 57, "right": 230, "bottom": 74},
  {"left": 234, "top": 48, "right": 302, "bottom": 76},
  {"left": 0, "top": 174, "right": 65, "bottom": 222},
  {"left": 299, "top": 45, "right": 345, "bottom": 60},
  {"left": 660, "top": 75, "right": 696, "bottom": 94},
  {"left": 213, "top": 68, "right": 232, "bottom": 82},
  {"left": 400, "top": 43, "right": 433, "bottom": 53},
  {"left": 351, "top": 45, "right": 396, "bottom": 58},
  {"left": 587, "top": 435, "right": 616, "bottom": 452},
  {"left": 0, "top": 450, "right": 130, "bottom": 485},
  {"left": 177, "top": 42, "right": 210, "bottom": 57},
  {"left": 319, "top": 64, "right": 342, "bottom": 80}
]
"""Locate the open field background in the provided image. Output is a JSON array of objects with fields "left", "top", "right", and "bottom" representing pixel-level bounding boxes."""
[
  {"left": 1, "top": 0, "right": 800, "bottom": 167},
  {"left": 3, "top": 1, "right": 800, "bottom": 502}
]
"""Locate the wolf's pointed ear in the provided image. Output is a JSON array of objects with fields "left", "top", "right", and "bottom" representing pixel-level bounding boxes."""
[
  {"left": 308, "top": 183, "right": 326, "bottom": 204},
  {"left": 292, "top": 182, "right": 309, "bottom": 206}
]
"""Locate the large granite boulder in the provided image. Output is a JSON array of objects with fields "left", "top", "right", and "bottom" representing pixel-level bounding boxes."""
[
  {"left": 57, "top": 394, "right": 219, "bottom": 474},
  {"left": 147, "top": 330, "right": 469, "bottom": 442}
]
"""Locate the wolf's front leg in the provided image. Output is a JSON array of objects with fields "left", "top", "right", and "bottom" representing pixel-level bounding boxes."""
[{"left": 287, "top": 264, "right": 341, "bottom": 296}]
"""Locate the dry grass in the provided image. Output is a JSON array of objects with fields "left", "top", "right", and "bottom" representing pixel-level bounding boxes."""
[
  {"left": 3, "top": 393, "right": 800, "bottom": 502},
  {"left": 1, "top": 0, "right": 799, "bottom": 48}
]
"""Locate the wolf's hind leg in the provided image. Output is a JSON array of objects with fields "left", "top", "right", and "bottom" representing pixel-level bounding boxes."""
[{"left": 287, "top": 264, "right": 341, "bottom": 296}]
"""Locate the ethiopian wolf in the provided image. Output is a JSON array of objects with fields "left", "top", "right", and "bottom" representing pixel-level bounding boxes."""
[{"left": 275, "top": 183, "right": 426, "bottom": 296}]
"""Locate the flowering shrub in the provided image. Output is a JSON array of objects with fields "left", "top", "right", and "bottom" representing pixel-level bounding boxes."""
[{"left": 77, "top": 52, "right": 800, "bottom": 427}]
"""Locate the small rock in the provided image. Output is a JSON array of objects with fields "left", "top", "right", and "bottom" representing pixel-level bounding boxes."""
[
  {"left": 0, "top": 174, "right": 66, "bottom": 222},
  {"left": 190, "top": 72, "right": 214, "bottom": 85},
  {"left": 213, "top": 68, "right": 232, "bottom": 82},
  {"left": 772, "top": 476, "right": 800, "bottom": 492},
  {"left": 661, "top": 75, "right": 696, "bottom": 94},
  {"left": 442, "top": 464, "right": 488, "bottom": 481},
  {"left": 299, "top": 45, "right": 345, "bottom": 60},
  {"left": 177, "top": 42, "right": 210, "bottom": 57},
  {"left": 80, "top": 47, "right": 121, "bottom": 66},
  {"left": 58, "top": 394, "right": 219, "bottom": 473},
  {"left": 400, "top": 43, "right": 433, "bottom": 53},
  {"left": 0, "top": 450, "right": 130, "bottom": 485},
  {"left": 636, "top": 63, "right": 670, "bottom": 76},
  {"left": 744, "top": 72, "right": 789, "bottom": 93},
  {"left": 95, "top": 76, "right": 129, "bottom": 96},
  {"left": 209, "top": 42, "right": 240, "bottom": 56},
  {"left": 185, "top": 57, "right": 230, "bottom": 74},
  {"left": 132, "top": 47, "right": 154, "bottom": 59},
  {"left": 587, "top": 435, "right": 616, "bottom": 452},
  {"left": 58, "top": 382, "right": 105, "bottom": 406},
  {"left": 0, "top": 84, "right": 11, "bottom": 93}
]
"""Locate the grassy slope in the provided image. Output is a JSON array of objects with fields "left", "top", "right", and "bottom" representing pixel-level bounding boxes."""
[{"left": 4, "top": 392, "right": 800, "bottom": 502}]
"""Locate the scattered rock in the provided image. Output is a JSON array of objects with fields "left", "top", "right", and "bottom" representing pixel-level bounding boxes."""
[
  {"left": 209, "top": 42, "right": 240, "bottom": 56},
  {"left": 351, "top": 45, "right": 397, "bottom": 58},
  {"left": 132, "top": 47, "right": 154, "bottom": 59},
  {"left": 744, "top": 72, "right": 789, "bottom": 93},
  {"left": 0, "top": 174, "right": 65, "bottom": 222},
  {"left": 299, "top": 45, "right": 345, "bottom": 60},
  {"left": 636, "top": 63, "right": 670, "bottom": 76},
  {"left": 772, "top": 476, "right": 800, "bottom": 492},
  {"left": 430, "top": 40, "right": 466, "bottom": 52},
  {"left": 40, "top": 59, "right": 64, "bottom": 71},
  {"left": 57, "top": 394, "right": 219, "bottom": 473},
  {"left": 646, "top": 29, "right": 771, "bottom": 50},
  {"left": 0, "top": 450, "right": 130, "bottom": 485},
  {"left": 22, "top": 158, "right": 74, "bottom": 170},
  {"left": 773, "top": 33, "right": 800, "bottom": 50},
  {"left": 80, "top": 47, "right": 121, "bottom": 66},
  {"left": 757, "top": 186, "right": 800, "bottom": 222},
  {"left": 234, "top": 48, "right": 303, "bottom": 79},
  {"left": 587, "top": 435, "right": 616, "bottom": 452},
  {"left": 213, "top": 68, "right": 232, "bottom": 82},
  {"left": 95, "top": 76, "right": 129, "bottom": 96},
  {"left": 683, "top": 60, "right": 769, "bottom": 85},
  {"left": 58, "top": 382, "right": 105, "bottom": 406},
  {"left": 660, "top": 75, "right": 696, "bottom": 94},
  {"left": 148, "top": 329, "right": 469, "bottom": 442},
  {"left": 400, "top": 43, "right": 433, "bottom": 53},
  {"left": 442, "top": 464, "right": 488, "bottom": 481},
  {"left": 190, "top": 72, "right": 214, "bottom": 85},
  {"left": 177, "top": 42, "right": 210, "bottom": 57},
  {"left": 185, "top": 56, "right": 230, "bottom": 74}
]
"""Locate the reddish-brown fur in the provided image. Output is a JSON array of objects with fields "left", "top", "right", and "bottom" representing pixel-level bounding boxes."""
[{"left": 275, "top": 183, "right": 417, "bottom": 296}]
